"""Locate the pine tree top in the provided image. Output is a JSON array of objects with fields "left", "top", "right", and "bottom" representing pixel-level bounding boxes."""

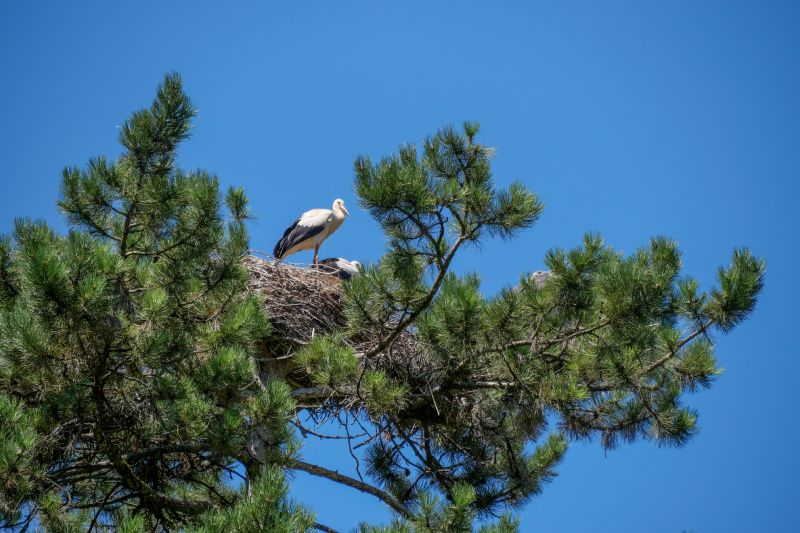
[{"left": 0, "top": 74, "right": 764, "bottom": 532}]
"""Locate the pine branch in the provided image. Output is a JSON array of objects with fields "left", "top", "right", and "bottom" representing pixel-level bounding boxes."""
[
  {"left": 290, "top": 386, "right": 346, "bottom": 403},
  {"left": 313, "top": 522, "right": 341, "bottom": 533},
  {"left": 119, "top": 204, "right": 134, "bottom": 257},
  {"left": 86, "top": 483, "right": 122, "bottom": 532},
  {"left": 589, "top": 319, "right": 715, "bottom": 392},
  {"left": 365, "top": 235, "right": 466, "bottom": 358},
  {"left": 642, "top": 319, "right": 715, "bottom": 374},
  {"left": 286, "top": 459, "right": 412, "bottom": 519}
]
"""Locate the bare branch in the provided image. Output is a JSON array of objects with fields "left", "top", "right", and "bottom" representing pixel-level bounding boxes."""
[{"left": 287, "top": 459, "right": 411, "bottom": 519}]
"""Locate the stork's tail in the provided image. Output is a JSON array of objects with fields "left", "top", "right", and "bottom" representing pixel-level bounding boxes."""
[{"left": 272, "top": 240, "right": 287, "bottom": 260}]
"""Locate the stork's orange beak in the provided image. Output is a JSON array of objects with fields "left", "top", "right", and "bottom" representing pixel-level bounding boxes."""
[{"left": 342, "top": 204, "right": 350, "bottom": 216}]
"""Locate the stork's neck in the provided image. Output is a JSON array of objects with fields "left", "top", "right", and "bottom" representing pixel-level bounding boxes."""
[{"left": 332, "top": 207, "right": 347, "bottom": 221}]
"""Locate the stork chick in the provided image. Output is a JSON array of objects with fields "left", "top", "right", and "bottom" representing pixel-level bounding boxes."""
[{"left": 318, "top": 258, "right": 362, "bottom": 280}]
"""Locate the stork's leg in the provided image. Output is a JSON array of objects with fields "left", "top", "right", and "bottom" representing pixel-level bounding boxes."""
[{"left": 313, "top": 245, "right": 319, "bottom": 266}]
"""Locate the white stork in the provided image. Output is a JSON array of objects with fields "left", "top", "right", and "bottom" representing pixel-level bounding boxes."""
[
  {"left": 529, "top": 270, "right": 554, "bottom": 288},
  {"left": 273, "top": 198, "right": 350, "bottom": 265},
  {"left": 318, "top": 258, "right": 362, "bottom": 280}
]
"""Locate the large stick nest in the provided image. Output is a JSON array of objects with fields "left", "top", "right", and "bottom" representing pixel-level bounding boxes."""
[
  {"left": 244, "top": 254, "right": 347, "bottom": 351},
  {"left": 243, "top": 254, "right": 549, "bottom": 431},
  {"left": 244, "top": 254, "right": 426, "bottom": 380}
]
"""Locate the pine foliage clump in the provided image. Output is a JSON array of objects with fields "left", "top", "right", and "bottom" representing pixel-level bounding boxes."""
[
  {"left": 0, "top": 74, "right": 298, "bottom": 531},
  {"left": 0, "top": 75, "right": 764, "bottom": 532}
]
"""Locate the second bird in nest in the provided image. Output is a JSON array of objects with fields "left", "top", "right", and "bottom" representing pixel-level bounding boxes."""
[{"left": 317, "top": 258, "right": 362, "bottom": 280}]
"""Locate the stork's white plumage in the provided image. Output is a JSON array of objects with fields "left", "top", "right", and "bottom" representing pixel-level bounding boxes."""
[
  {"left": 273, "top": 199, "right": 350, "bottom": 264},
  {"left": 318, "top": 258, "right": 362, "bottom": 280}
]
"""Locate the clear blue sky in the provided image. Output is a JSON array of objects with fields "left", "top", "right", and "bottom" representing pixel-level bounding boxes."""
[{"left": 1, "top": 2, "right": 798, "bottom": 531}]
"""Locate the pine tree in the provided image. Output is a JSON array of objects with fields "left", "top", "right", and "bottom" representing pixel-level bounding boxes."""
[{"left": 0, "top": 75, "right": 764, "bottom": 532}]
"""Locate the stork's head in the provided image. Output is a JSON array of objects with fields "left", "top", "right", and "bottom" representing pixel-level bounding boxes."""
[
  {"left": 351, "top": 260, "right": 362, "bottom": 271},
  {"left": 332, "top": 198, "right": 350, "bottom": 217}
]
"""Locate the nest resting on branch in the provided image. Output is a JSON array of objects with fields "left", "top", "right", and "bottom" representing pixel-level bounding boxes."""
[
  {"left": 244, "top": 254, "right": 424, "bottom": 371},
  {"left": 244, "top": 253, "right": 525, "bottom": 432},
  {"left": 244, "top": 255, "right": 438, "bottom": 385},
  {"left": 244, "top": 254, "right": 347, "bottom": 351}
]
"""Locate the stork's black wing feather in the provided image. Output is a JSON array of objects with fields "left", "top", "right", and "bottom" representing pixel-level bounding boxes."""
[
  {"left": 317, "top": 257, "right": 341, "bottom": 274},
  {"left": 317, "top": 258, "right": 354, "bottom": 280},
  {"left": 273, "top": 219, "right": 326, "bottom": 259}
]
